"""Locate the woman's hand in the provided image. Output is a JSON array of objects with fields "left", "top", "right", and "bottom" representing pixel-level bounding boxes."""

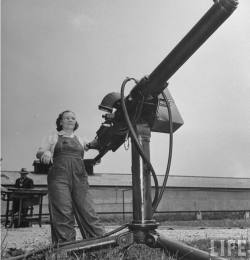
[
  {"left": 86, "top": 138, "right": 100, "bottom": 150},
  {"left": 41, "top": 151, "right": 52, "bottom": 164}
]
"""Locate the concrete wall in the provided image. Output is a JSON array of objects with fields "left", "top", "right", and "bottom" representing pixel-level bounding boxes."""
[
  {"left": 2, "top": 186, "right": 249, "bottom": 217},
  {"left": 91, "top": 187, "right": 250, "bottom": 213}
]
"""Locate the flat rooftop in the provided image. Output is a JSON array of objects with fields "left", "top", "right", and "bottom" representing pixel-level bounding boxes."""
[{"left": 1, "top": 171, "right": 250, "bottom": 189}]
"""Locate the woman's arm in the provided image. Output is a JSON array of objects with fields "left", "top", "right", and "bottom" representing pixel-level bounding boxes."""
[
  {"left": 76, "top": 135, "right": 98, "bottom": 151},
  {"left": 36, "top": 134, "right": 57, "bottom": 164}
]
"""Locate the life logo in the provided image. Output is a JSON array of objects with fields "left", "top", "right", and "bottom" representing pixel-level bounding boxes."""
[{"left": 210, "top": 239, "right": 250, "bottom": 259}]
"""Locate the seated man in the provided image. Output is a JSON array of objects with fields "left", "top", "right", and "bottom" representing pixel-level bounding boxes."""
[
  {"left": 12, "top": 168, "right": 34, "bottom": 227},
  {"left": 14, "top": 168, "right": 34, "bottom": 189}
]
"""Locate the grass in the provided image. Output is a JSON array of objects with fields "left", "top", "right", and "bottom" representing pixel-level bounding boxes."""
[
  {"left": 1, "top": 231, "right": 9, "bottom": 259},
  {"left": 5, "top": 239, "right": 249, "bottom": 259},
  {"left": 2, "top": 244, "right": 175, "bottom": 259},
  {"left": 84, "top": 244, "right": 172, "bottom": 260},
  {"left": 100, "top": 214, "right": 250, "bottom": 228},
  {"left": 2, "top": 237, "right": 249, "bottom": 259},
  {"left": 2, "top": 215, "right": 250, "bottom": 259}
]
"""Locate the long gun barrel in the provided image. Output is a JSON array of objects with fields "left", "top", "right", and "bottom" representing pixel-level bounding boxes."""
[
  {"left": 131, "top": 0, "right": 238, "bottom": 98},
  {"left": 93, "top": 0, "right": 238, "bottom": 163}
]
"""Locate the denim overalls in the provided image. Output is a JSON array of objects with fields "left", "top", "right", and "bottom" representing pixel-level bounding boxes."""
[{"left": 48, "top": 135, "right": 104, "bottom": 243}]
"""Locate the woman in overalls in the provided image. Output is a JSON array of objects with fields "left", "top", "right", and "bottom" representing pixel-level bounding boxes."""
[{"left": 36, "top": 110, "right": 104, "bottom": 243}]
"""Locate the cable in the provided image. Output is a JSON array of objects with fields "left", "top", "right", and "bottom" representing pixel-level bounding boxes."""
[
  {"left": 87, "top": 77, "right": 162, "bottom": 240},
  {"left": 120, "top": 77, "right": 174, "bottom": 213},
  {"left": 120, "top": 77, "right": 159, "bottom": 208},
  {"left": 99, "top": 223, "right": 129, "bottom": 238},
  {"left": 153, "top": 91, "right": 173, "bottom": 211}
]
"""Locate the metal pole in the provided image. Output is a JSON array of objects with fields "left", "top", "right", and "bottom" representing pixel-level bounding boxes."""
[
  {"left": 39, "top": 195, "right": 43, "bottom": 227},
  {"left": 122, "top": 188, "right": 131, "bottom": 223},
  {"left": 157, "top": 233, "right": 227, "bottom": 260},
  {"left": 131, "top": 123, "right": 153, "bottom": 224},
  {"left": 5, "top": 193, "right": 10, "bottom": 227},
  {"left": 18, "top": 197, "right": 23, "bottom": 227},
  {"left": 122, "top": 189, "right": 125, "bottom": 222},
  {"left": 129, "top": 123, "right": 158, "bottom": 245}
]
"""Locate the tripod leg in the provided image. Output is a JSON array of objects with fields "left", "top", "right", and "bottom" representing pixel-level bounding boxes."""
[
  {"left": 55, "top": 230, "right": 134, "bottom": 254},
  {"left": 56, "top": 234, "right": 119, "bottom": 253},
  {"left": 156, "top": 232, "right": 227, "bottom": 260}
]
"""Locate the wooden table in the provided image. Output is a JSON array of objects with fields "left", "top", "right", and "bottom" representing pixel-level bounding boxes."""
[{"left": 1, "top": 188, "right": 48, "bottom": 227}]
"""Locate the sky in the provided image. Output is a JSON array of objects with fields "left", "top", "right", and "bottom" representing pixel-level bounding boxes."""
[{"left": 1, "top": 0, "right": 250, "bottom": 178}]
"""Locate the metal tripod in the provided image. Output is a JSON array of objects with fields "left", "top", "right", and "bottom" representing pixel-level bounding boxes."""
[{"left": 55, "top": 123, "right": 226, "bottom": 260}]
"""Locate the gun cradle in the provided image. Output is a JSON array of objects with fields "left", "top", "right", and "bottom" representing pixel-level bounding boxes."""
[{"left": 95, "top": 88, "right": 183, "bottom": 160}]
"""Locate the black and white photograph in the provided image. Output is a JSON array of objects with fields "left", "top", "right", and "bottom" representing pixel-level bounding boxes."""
[{"left": 1, "top": 0, "right": 250, "bottom": 259}]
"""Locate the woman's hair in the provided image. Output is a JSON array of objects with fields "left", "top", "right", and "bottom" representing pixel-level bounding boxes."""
[{"left": 56, "top": 110, "right": 79, "bottom": 131}]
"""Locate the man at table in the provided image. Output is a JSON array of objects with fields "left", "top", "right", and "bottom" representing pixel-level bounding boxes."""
[
  {"left": 12, "top": 168, "right": 34, "bottom": 226},
  {"left": 14, "top": 168, "right": 34, "bottom": 189}
]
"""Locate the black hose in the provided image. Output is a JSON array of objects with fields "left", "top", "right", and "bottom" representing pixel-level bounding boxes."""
[
  {"left": 99, "top": 223, "right": 129, "bottom": 238},
  {"left": 120, "top": 77, "right": 159, "bottom": 208},
  {"left": 120, "top": 77, "right": 174, "bottom": 213},
  {"left": 152, "top": 91, "right": 173, "bottom": 211}
]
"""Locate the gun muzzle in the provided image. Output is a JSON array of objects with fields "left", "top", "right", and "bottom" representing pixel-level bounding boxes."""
[{"left": 131, "top": 0, "right": 238, "bottom": 98}]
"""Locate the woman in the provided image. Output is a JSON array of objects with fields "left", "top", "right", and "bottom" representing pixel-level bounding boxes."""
[{"left": 36, "top": 110, "right": 105, "bottom": 244}]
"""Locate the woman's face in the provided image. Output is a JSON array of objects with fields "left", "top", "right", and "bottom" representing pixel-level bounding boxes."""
[{"left": 61, "top": 111, "right": 77, "bottom": 131}]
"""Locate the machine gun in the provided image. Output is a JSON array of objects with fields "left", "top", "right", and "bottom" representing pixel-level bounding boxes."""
[
  {"left": 87, "top": 1, "right": 238, "bottom": 259},
  {"left": 92, "top": 0, "right": 238, "bottom": 166}
]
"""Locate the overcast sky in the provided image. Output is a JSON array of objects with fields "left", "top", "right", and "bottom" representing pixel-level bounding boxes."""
[{"left": 2, "top": 0, "right": 250, "bottom": 177}]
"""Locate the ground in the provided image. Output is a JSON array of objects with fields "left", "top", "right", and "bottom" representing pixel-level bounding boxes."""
[{"left": 1, "top": 222, "right": 250, "bottom": 253}]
